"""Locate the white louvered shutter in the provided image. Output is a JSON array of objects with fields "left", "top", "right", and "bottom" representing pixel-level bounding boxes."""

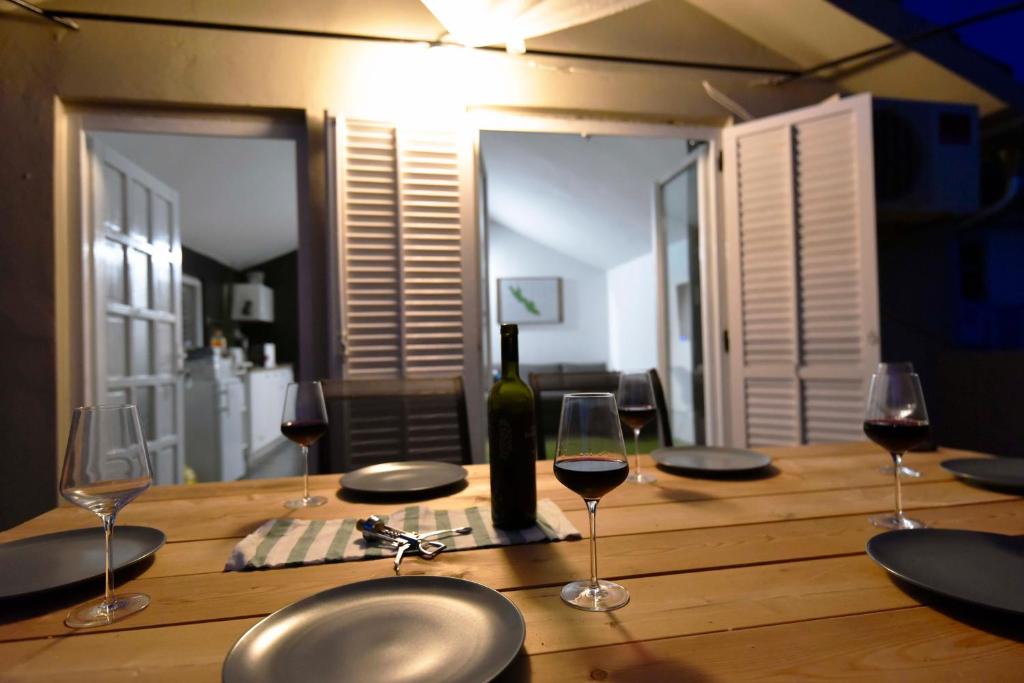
[
  {"left": 337, "top": 121, "right": 471, "bottom": 378},
  {"left": 723, "top": 94, "right": 880, "bottom": 447},
  {"left": 338, "top": 120, "right": 403, "bottom": 376},
  {"left": 396, "top": 129, "right": 466, "bottom": 376},
  {"left": 331, "top": 117, "right": 481, "bottom": 462}
]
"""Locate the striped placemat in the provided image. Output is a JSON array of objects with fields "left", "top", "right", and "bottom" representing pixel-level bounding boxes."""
[{"left": 225, "top": 498, "right": 580, "bottom": 571}]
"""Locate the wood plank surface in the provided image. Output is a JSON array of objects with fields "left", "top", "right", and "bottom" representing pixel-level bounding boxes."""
[
  {"left": 0, "top": 449, "right": 986, "bottom": 544},
  {"left": 0, "top": 442, "right": 1018, "bottom": 682},
  {"left": 2, "top": 499, "right": 1021, "bottom": 642}
]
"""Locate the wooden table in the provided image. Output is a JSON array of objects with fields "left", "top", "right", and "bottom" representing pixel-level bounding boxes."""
[{"left": 2, "top": 442, "right": 1023, "bottom": 681}]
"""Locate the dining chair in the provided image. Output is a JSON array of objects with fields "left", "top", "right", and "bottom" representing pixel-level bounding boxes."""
[
  {"left": 319, "top": 376, "right": 472, "bottom": 472},
  {"left": 528, "top": 369, "right": 673, "bottom": 459}
]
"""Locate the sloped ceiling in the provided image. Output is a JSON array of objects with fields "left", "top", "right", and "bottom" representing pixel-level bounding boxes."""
[
  {"left": 94, "top": 132, "right": 298, "bottom": 270},
  {"left": 685, "top": 0, "right": 1006, "bottom": 115},
  {"left": 29, "top": 0, "right": 1008, "bottom": 115},
  {"left": 482, "top": 131, "right": 691, "bottom": 270}
]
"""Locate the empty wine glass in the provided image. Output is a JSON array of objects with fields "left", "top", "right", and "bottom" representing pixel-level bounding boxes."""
[
  {"left": 280, "top": 381, "right": 329, "bottom": 509},
  {"left": 60, "top": 404, "right": 153, "bottom": 628},
  {"left": 863, "top": 363, "right": 930, "bottom": 530},
  {"left": 553, "top": 393, "right": 630, "bottom": 612},
  {"left": 616, "top": 372, "right": 658, "bottom": 484}
]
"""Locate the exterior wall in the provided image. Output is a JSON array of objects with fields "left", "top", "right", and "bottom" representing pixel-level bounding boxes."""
[{"left": 0, "top": 12, "right": 835, "bottom": 528}]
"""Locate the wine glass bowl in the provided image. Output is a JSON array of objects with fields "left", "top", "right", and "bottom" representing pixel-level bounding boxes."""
[
  {"left": 616, "top": 372, "right": 658, "bottom": 484},
  {"left": 553, "top": 392, "right": 630, "bottom": 612},
  {"left": 59, "top": 404, "right": 153, "bottom": 628},
  {"left": 863, "top": 363, "right": 930, "bottom": 530},
  {"left": 281, "top": 382, "right": 329, "bottom": 509}
]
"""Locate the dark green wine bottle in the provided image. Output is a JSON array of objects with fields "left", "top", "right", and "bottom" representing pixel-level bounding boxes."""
[{"left": 488, "top": 324, "right": 538, "bottom": 529}]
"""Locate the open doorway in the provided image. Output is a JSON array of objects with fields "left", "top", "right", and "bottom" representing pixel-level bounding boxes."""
[
  {"left": 479, "top": 129, "right": 711, "bottom": 451},
  {"left": 66, "top": 110, "right": 313, "bottom": 485}
]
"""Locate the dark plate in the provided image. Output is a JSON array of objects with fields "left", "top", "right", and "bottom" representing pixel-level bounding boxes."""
[
  {"left": 341, "top": 460, "right": 468, "bottom": 494},
  {"left": 941, "top": 458, "right": 1024, "bottom": 490},
  {"left": 866, "top": 529, "right": 1024, "bottom": 614},
  {"left": 0, "top": 525, "right": 165, "bottom": 600},
  {"left": 222, "top": 576, "right": 525, "bottom": 683},
  {"left": 651, "top": 446, "right": 772, "bottom": 473}
]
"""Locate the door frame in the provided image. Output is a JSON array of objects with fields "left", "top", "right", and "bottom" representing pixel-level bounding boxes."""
[
  {"left": 653, "top": 144, "right": 724, "bottom": 446},
  {"left": 468, "top": 110, "right": 727, "bottom": 446},
  {"left": 57, "top": 104, "right": 316, "bottom": 479}
]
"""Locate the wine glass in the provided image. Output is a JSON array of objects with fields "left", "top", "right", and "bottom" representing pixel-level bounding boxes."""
[
  {"left": 553, "top": 392, "right": 630, "bottom": 612},
  {"left": 616, "top": 372, "right": 658, "bottom": 484},
  {"left": 863, "top": 363, "right": 930, "bottom": 530},
  {"left": 281, "top": 381, "right": 329, "bottom": 509},
  {"left": 59, "top": 404, "right": 153, "bottom": 628}
]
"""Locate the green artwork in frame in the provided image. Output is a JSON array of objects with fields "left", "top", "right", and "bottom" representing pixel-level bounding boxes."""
[{"left": 497, "top": 277, "right": 563, "bottom": 324}]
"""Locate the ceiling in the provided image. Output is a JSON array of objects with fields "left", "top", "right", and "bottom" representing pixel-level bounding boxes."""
[
  {"left": 481, "top": 131, "right": 690, "bottom": 270},
  {"left": 32, "top": 0, "right": 1014, "bottom": 115},
  {"left": 94, "top": 132, "right": 299, "bottom": 270}
]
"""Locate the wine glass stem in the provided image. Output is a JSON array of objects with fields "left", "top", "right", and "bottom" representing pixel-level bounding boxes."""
[
  {"left": 633, "top": 429, "right": 641, "bottom": 475},
  {"left": 101, "top": 514, "right": 115, "bottom": 611},
  {"left": 892, "top": 452, "right": 904, "bottom": 519},
  {"left": 586, "top": 499, "right": 599, "bottom": 588},
  {"left": 302, "top": 445, "right": 310, "bottom": 500}
]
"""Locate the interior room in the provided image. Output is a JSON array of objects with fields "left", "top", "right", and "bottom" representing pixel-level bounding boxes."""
[
  {"left": 89, "top": 130, "right": 305, "bottom": 484},
  {"left": 481, "top": 130, "right": 702, "bottom": 447},
  {"left": 2, "top": 0, "right": 1024, "bottom": 679}
]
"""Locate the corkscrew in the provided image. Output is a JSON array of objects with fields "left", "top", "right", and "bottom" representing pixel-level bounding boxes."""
[{"left": 356, "top": 515, "right": 471, "bottom": 574}]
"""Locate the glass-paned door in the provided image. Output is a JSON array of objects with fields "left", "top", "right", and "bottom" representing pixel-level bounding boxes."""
[
  {"left": 87, "top": 137, "right": 185, "bottom": 484},
  {"left": 656, "top": 151, "right": 706, "bottom": 445}
]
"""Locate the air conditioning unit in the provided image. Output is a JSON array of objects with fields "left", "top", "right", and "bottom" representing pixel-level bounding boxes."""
[{"left": 873, "top": 98, "right": 979, "bottom": 221}]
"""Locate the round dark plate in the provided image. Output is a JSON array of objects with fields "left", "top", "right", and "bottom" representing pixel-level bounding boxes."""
[
  {"left": 651, "top": 446, "right": 772, "bottom": 473},
  {"left": 0, "top": 525, "right": 165, "bottom": 600},
  {"left": 866, "top": 529, "right": 1024, "bottom": 614},
  {"left": 341, "top": 461, "right": 468, "bottom": 494},
  {"left": 941, "top": 457, "right": 1024, "bottom": 490},
  {"left": 222, "top": 576, "right": 525, "bottom": 683}
]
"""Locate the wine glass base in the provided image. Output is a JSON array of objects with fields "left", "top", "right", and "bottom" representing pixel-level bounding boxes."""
[
  {"left": 870, "top": 513, "right": 925, "bottom": 530},
  {"left": 284, "top": 495, "right": 327, "bottom": 509},
  {"left": 560, "top": 579, "right": 630, "bottom": 612},
  {"left": 879, "top": 465, "right": 922, "bottom": 478},
  {"left": 626, "top": 470, "right": 657, "bottom": 484},
  {"left": 65, "top": 592, "right": 150, "bottom": 629}
]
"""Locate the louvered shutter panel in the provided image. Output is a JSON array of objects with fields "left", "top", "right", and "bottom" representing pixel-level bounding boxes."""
[
  {"left": 397, "top": 129, "right": 465, "bottom": 376},
  {"left": 339, "top": 121, "right": 402, "bottom": 377},
  {"left": 333, "top": 118, "right": 478, "bottom": 463},
  {"left": 723, "top": 94, "right": 880, "bottom": 447}
]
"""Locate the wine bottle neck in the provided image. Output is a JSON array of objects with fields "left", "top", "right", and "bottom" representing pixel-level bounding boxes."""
[{"left": 500, "top": 330, "right": 519, "bottom": 379}]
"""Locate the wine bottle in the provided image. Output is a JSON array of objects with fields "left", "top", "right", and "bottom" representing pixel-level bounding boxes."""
[{"left": 488, "top": 324, "right": 538, "bottom": 529}]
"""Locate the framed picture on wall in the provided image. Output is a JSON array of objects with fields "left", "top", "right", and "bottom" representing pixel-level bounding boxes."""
[{"left": 498, "top": 277, "right": 562, "bottom": 324}]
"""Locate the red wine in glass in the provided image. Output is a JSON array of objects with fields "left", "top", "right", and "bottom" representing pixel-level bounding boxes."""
[
  {"left": 554, "top": 456, "right": 630, "bottom": 500},
  {"left": 618, "top": 405, "right": 656, "bottom": 433},
  {"left": 863, "top": 418, "right": 929, "bottom": 454},
  {"left": 616, "top": 373, "right": 658, "bottom": 484},
  {"left": 553, "top": 392, "right": 630, "bottom": 612},
  {"left": 281, "top": 419, "right": 328, "bottom": 448},
  {"left": 280, "top": 381, "right": 329, "bottom": 509},
  {"left": 863, "top": 363, "right": 929, "bottom": 530}
]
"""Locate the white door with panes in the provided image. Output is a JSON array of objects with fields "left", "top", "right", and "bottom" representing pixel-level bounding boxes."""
[
  {"left": 86, "top": 137, "right": 185, "bottom": 484},
  {"left": 722, "top": 93, "right": 881, "bottom": 447}
]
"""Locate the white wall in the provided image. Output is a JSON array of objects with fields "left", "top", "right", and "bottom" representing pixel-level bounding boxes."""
[
  {"left": 488, "top": 222, "right": 609, "bottom": 367},
  {"left": 607, "top": 252, "right": 658, "bottom": 372}
]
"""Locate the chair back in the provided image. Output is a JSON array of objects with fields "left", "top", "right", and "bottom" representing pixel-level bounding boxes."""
[
  {"left": 528, "top": 371, "right": 622, "bottom": 459},
  {"left": 320, "top": 376, "right": 471, "bottom": 471},
  {"left": 528, "top": 369, "right": 674, "bottom": 459}
]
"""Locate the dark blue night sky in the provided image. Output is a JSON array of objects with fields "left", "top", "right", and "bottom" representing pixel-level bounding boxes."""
[{"left": 902, "top": 0, "right": 1024, "bottom": 82}]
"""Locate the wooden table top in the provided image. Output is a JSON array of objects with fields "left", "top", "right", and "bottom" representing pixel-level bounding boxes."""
[{"left": 2, "top": 442, "right": 1023, "bottom": 681}]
